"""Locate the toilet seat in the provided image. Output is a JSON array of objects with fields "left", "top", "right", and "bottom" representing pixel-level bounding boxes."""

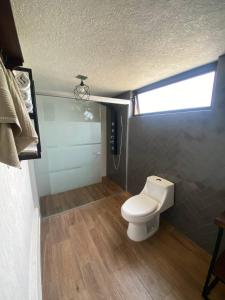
[{"left": 122, "top": 194, "right": 158, "bottom": 217}]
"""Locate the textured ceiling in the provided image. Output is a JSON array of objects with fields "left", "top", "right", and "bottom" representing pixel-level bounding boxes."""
[{"left": 11, "top": 0, "right": 225, "bottom": 97}]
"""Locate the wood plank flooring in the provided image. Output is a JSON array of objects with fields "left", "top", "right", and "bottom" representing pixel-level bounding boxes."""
[
  {"left": 41, "top": 190, "right": 225, "bottom": 300},
  {"left": 40, "top": 178, "right": 123, "bottom": 217}
]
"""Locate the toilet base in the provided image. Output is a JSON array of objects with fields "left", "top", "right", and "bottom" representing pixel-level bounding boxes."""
[{"left": 127, "top": 215, "right": 160, "bottom": 242}]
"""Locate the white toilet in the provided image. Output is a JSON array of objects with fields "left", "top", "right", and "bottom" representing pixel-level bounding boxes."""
[{"left": 121, "top": 176, "right": 174, "bottom": 241}]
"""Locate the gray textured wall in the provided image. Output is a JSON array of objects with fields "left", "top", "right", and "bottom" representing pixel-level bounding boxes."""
[
  {"left": 106, "top": 92, "right": 130, "bottom": 189},
  {"left": 128, "top": 55, "right": 225, "bottom": 253}
]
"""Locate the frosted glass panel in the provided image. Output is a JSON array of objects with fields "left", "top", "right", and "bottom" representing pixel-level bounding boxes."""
[
  {"left": 34, "top": 95, "right": 102, "bottom": 196},
  {"left": 41, "top": 122, "right": 101, "bottom": 147},
  {"left": 47, "top": 144, "right": 101, "bottom": 172},
  {"left": 50, "top": 162, "right": 101, "bottom": 194}
]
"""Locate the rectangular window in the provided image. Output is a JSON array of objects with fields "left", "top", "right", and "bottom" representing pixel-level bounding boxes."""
[{"left": 135, "top": 64, "right": 216, "bottom": 115}]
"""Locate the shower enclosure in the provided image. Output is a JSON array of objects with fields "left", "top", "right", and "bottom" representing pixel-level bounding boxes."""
[{"left": 34, "top": 95, "right": 105, "bottom": 197}]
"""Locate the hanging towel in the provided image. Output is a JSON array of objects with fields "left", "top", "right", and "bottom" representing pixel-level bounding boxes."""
[{"left": 0, "top": 58, "right": 38, "bottom": 167}]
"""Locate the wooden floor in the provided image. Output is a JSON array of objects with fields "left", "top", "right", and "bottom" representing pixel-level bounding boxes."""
[
  {"left": 40, "top": 178, "right": 123, "bottom": 217},
  {"left": 41, "top": 189, "right": 225, "bottom": 300}
]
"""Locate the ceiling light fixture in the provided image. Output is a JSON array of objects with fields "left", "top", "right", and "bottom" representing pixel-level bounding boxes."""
[{"left": 74, "top": 75, "right": 90, "bottom": 101}]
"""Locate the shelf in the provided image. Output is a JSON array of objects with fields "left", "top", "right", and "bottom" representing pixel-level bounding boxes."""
[
  {"left": 19, "top": 151, "right": 41, "bottom": 161},
  {"left": 16, "top": 67, "right": 42, "bottom": 161}
]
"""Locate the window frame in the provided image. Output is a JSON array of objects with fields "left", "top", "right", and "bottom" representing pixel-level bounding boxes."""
[{"left": 133, "top": 62, "right": 217, "bottom": 117}]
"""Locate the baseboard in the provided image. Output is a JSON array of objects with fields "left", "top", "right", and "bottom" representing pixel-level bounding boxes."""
[{"left": 29, "top": 208, "right": 42, "bottom": 300}]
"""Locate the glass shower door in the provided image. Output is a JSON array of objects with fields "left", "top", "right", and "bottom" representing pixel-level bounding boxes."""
[{"left": 34, "top": 95, "right": 102, "bottom": 197}]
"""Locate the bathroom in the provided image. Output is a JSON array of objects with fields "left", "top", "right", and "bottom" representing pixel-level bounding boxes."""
[{"left": 1, "top": 1, "right": 225, "bottom": 300}]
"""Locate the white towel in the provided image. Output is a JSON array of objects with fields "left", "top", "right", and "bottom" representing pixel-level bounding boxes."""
[
  {"left": 20, "top": 90, "right": 33, "bottom": 113},
  {"left": 13, "top": 70, "right": 33, "bottom": 113},
  {"left": 0, "top": 58, "right": 38, "bottom": 167},
  {"left": 15, "top": 71, "right": 30, "bottom": 90}
]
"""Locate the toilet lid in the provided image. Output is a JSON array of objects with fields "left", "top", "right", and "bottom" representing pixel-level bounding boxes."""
[{"left": 122, "top": 195, "right": 158, "bottom": 217}]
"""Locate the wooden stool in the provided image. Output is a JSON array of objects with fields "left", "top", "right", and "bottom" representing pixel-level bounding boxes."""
[{"left": 202, "top": 211, "right": 225, "bottom": 299}]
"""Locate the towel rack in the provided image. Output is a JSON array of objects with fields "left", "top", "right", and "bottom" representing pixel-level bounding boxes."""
[{"left": 13, "top": 66, "right": 42, "bottom": 161}]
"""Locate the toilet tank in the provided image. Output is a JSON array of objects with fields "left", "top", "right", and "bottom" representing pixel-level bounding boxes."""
[{"left": 142, "top": 176, "right": 174, "bottom": 211}]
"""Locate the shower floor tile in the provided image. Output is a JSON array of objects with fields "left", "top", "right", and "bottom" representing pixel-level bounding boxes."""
[{"left": 40, "top": 177, "right": 123, "bottom": 217}]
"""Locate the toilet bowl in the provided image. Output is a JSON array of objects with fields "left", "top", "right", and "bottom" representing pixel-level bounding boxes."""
[{"left": 121, "top": 176, "right": 174, "bottom": 241}]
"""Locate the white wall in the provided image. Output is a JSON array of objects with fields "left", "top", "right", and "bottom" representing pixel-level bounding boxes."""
[{"left": 0, "top": 161, "right": 41, "bottom": 300}]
